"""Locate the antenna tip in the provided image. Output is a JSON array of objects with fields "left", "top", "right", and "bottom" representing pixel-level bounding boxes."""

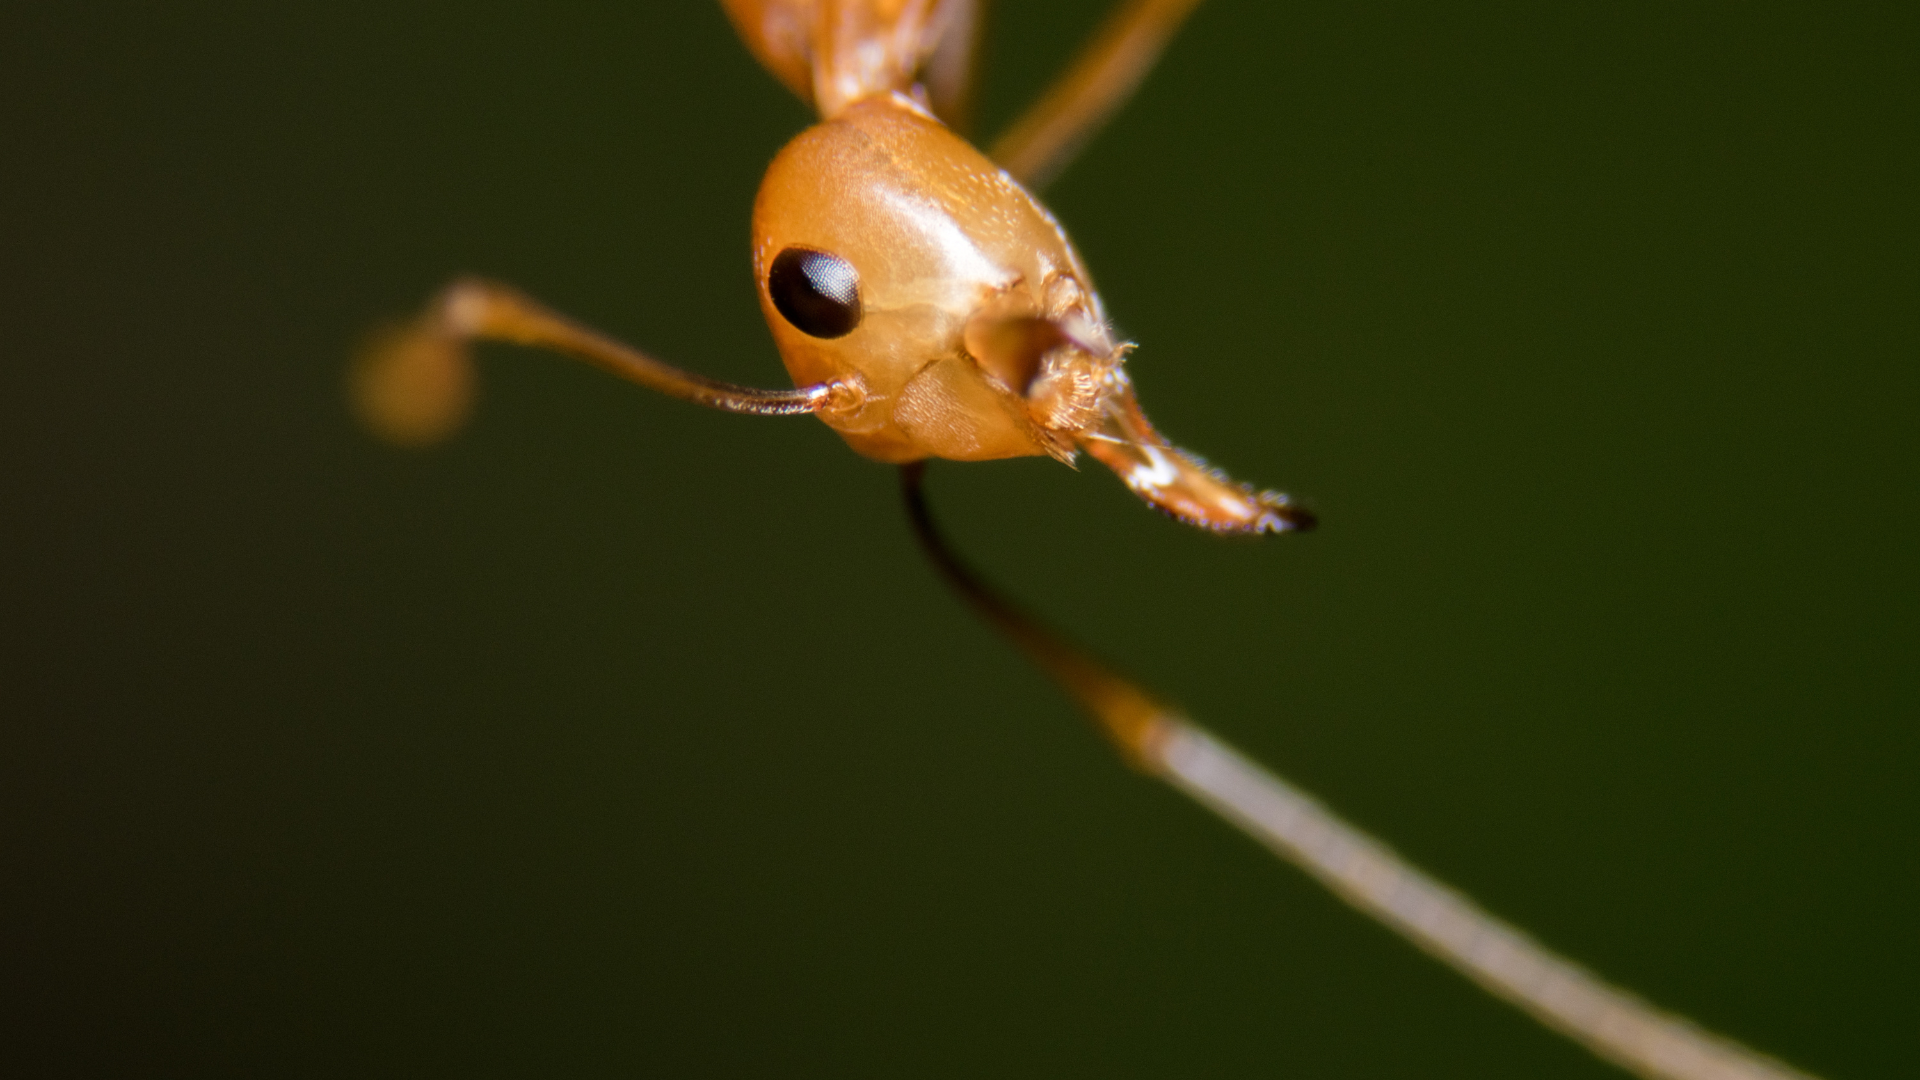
[{"left": 348, "top": 315, "right": 474, "bottom": 446}]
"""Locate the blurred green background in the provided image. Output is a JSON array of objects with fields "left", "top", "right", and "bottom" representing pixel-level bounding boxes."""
[{"left": 2, "top": 2, "right": 1913, "bottom": 1076}]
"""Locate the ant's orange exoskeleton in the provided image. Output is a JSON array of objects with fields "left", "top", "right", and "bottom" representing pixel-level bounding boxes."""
[{"left": 352, "top": 5, "right": 1819, "bottom": 1080}]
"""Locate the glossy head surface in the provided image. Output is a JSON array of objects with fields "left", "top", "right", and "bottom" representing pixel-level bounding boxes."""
[{"left": 752, "top": 94, "right": 1118, "bottom": 462}]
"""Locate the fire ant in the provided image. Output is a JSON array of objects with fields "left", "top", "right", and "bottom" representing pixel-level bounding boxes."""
[{"left": 352, "top": 5, "right": 1819, "bottom": 1079}]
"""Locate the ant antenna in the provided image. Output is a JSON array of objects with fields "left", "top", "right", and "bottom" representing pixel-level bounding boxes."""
[{"left": 900, "top": 463, "right": 1818, "bottom": 1080}]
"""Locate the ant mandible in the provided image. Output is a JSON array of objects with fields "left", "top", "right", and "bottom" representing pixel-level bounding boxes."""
[{"left": 351, "top": 5, "right": 1820, "bottom": 1080}]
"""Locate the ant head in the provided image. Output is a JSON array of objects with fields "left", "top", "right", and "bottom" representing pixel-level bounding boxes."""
[{"left": 752, "top": 94, "right": 1120, "bottom": 464}]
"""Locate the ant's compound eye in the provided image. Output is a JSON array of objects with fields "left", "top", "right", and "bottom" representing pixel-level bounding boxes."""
[{"left": 768, "top": 247, "right": 862, "bottom": 339}]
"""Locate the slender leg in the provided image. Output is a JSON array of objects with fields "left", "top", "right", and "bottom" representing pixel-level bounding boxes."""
[
  {"left": 904, "top": 463, "right": 1823, "bottom": 1080},
  {"left": 901, "top": 461, "right": 1171, "bottom": 763},
  {"left": 989, "top": 0, "right": 1206, "bottom": 190},
  {"left": 350, "top": 277, "right": 855, "bottom": 445},
  {"left": 922, "top": 0, "right": 989, "bottom": 135}
]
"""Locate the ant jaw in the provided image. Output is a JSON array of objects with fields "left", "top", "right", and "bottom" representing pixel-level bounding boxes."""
[
  {"left": 963, "top": 306, "right": 1123, "bottom": 463},
  {"left": 1263, "top": 498, "right": 1318, "bottom": 533},
  {"left": 1078, "top": 380, "right": 1315, "bottom": 536},
  {"left": 963, "top": 310, "right": 1067, "bottom": 393}
]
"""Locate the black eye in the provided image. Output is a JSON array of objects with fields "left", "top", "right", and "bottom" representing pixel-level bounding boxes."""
[{"left": 768, "top": 247, "right": 862, "bottom": 339}]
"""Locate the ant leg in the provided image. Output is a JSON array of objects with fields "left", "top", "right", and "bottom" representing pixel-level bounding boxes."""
[
  {"left": 905, "top": 462, "right": 1820, "bottom": 1080},
  {"left": 901, "top": 462, "right": 1174, "bottom": 763},
  {"left": 921, "top": 0, "right": 988, "bottom": 135},
  {"left": 989, "top": 0, "right": 1206, "bottom": 189},
  {"left": 350, "top": 277, "right": 853, "bottom": 445}
]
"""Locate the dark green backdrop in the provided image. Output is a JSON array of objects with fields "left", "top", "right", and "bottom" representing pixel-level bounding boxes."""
[{"left": 2, "top": 3, "right": 1912, "bottom": 1077}]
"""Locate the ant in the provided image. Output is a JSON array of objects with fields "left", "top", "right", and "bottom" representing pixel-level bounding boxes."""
[{"left": 351, "top": 4, "right": 1820, "bottom": 1079}]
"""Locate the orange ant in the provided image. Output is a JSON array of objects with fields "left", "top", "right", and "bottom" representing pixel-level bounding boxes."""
[{"left": 351, "top": 5, "right": 1820, "bottom": 1079}]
